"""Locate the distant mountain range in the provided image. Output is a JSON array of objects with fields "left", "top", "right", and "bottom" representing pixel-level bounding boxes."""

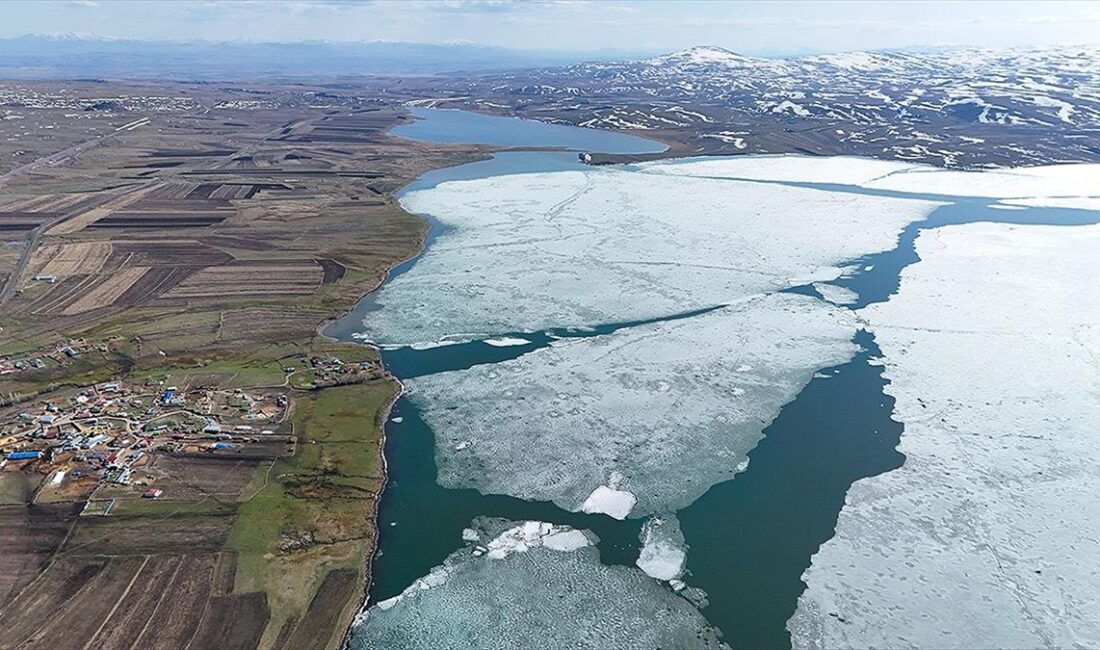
[
  {"left": 0, "top": 35, "right": 656, "bottom": 78},
  {"left": 493, "top": 44, "right": 1100, "bottom": 129}
]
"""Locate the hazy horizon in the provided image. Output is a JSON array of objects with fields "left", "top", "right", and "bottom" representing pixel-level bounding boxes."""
[{"left": 3, "top": 0, "right": 1099, "bottom": 58}]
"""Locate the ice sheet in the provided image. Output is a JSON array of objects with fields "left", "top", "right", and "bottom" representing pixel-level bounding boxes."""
[
  {"left": 352, "top": 519, "right": 727, "bottom": 650},
  {"left": 369, "top": 156, "right": 946, "bottom": 514},
  {"left": 407, "top": 293, "right": 859, "bottom": 515},
  {"left": 371, "top": 159, "right": 939, "bottom": 344},
  {"left": 789, "top": 222, "right": 1100, "bottom": 648}
]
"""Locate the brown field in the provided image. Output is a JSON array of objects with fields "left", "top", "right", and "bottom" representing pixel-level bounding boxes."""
[
  {"left": 0, "top": 504, "right": 80, "bottom": 607},
  {"left": 160, "top": 260, "right": 323, "bottom": 301},
  {"left": 38, "top": 241, "right": 112, "bottom": 277},
  {"left": 0, "top": 551, "right": 269, "bottom": 650},
  {"left": 117, "top": 455, "right": 264, "bottom": 502},
  {"left": 0, "top": 80, "right": 494, "bottom": 650},
  {"left": 63, "top": 266, "right": 149, "bottom": 314},
  {"left": 46, "top": 184, "right": 158, "bottom": 235}
]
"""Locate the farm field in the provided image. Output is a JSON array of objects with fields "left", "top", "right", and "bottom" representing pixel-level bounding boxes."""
[{"left": 0, "top": 79, "right": 502, "bottom": 649}]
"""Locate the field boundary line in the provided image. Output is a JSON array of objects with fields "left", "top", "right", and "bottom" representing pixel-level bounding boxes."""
[{"left": 84, "top": 554, "right": 151, "bottom": 649}]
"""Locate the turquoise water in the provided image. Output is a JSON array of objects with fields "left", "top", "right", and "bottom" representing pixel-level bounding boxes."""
[{"left": 340, "top": 109, "right": 1100, "bottom": 649}]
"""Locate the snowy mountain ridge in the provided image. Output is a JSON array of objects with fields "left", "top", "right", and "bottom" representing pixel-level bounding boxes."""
[{"left": 427, "top": 43, "right": 1100, "bottom": 167}]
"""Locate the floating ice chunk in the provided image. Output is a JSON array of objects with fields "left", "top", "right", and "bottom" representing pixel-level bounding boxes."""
[
  {"left": 483, "top": 336, "right": 531, "bottom": 347},
  {"left": 352, "top": 518, "right": 726, "bottom": 650},
  {"left": 480, "top": 520, "right": 595, "bottom": 559},
  {"left": 389, "top": 416, "right": 403, "bottom": 423},
  {"left": 581, "top": 485, "right": 637, "bottom": 520},
  {"left": 636, "top": 514, "right": 687, "bottom": 581},
  {"left": 812, "top": 282, "right": 859, "bottom": 306},
  {"left": 791, "top": 222, "right": 1100, "bottom": 649},
  {"left": 406, "top": 338, "right": 465, "bottom": 351}
]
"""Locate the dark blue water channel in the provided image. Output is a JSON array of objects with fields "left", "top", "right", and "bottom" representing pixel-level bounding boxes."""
[{"left": 332, "top": 108, "right": 1100, "bottom": 649}]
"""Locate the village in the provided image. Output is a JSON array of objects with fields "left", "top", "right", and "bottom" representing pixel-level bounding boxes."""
[{"left": 0, "top": 349, "right": 382, "bottom": 514}]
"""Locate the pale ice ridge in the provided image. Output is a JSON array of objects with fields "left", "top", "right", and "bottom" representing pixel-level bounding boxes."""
[
  {"left": 999, "top": 196, "right": 1100, "bottom": 212},
  {"left": 634, "top": 155, "right": 922, "bottom": 186},
  {"left": 373, "top": 158, "right": 939, "bottom": 345},
  {"left": 405, "top": 293, "right": 860, "bottom": 516},
  {"left": 353, "top": 518, "right": 727, "bottom": 650},
  {"left": 637, "top": 514, "right": 687, "bottom": 581},
  {"left": 789, "top": 222, "right": 1100, "bottom": 649},
  {"left": 639, "top": 156, "right": 1100, "bottom": 205},
  {"left": 864, "top": 162, "right": 1100, "bottom": 199},
  {"left": 483, "top": 336, "right": 531, "bottom": 347}
]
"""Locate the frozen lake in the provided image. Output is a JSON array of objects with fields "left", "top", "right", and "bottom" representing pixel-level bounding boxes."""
[{"left": 339, "top": 108, "right": 1100, "bottom": 649}]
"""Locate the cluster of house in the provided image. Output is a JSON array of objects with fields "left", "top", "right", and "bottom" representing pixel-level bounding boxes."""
[
  {"left": 0, "top": 338, "right": 105, "bottom": 376},
  {"left": 0, "top": 377, "right": 291, "bottom": 505},
  {"left": 295, "top": 353, "right": 382, "bottom": 388}
]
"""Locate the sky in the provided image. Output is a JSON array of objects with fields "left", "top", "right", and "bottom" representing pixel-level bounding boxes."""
[{"left": 3, "top": 0, "right": 1100, "bottom": 56}]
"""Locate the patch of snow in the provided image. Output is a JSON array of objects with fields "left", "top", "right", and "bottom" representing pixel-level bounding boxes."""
[{"left": 771, "top": 100, "right": 811, "bottom": 117}]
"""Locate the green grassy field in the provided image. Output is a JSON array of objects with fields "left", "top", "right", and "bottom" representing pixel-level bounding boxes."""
[{"left": 226, "top": 378, "right": 394, "bottom": 648}]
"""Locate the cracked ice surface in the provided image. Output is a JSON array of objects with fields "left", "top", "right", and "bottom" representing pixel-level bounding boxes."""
[
  {"left": 408, "top": 293, "right": 859, "bottom": 516},
  {"left": 789, "top": 222, "right": 1100, "bottom": 649},
  {"left": 371, "top": 157, "right": 944, "bottom": 514},
  {"left": 352, "top": 519, "right": 727, "bottom": 650},
  {"left": 371, "top": 158, "right": 940, "bottom": 344}
]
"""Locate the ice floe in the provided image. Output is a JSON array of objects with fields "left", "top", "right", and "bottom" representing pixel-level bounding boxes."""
[
  {"left": 371, "top": 156, "right": 948, "bottom": 514},
  {"left": 371, "top": 157, "right": 939, "bottom": 344},
  {"left": 789, "top": 222, "right": 1100, "bottom": 649},
  {"left": 483, "top": 336, "right": 531, "bottom": 347},
  {"left": 637, "top": 514, "right": 688, "bottom": 581},
  {"left": 581, "top": 475, "right": 637, "bottom": 520},
  {"left": 351, "top": 519, "right": 727, "bottom": 650},
  {"left": 408, "top": 293, "right": 859, "bottom": 515}
]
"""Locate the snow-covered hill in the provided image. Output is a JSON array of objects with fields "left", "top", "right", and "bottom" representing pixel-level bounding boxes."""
[{"left": 426, "top": 44, "right": 1100, "bottom": 167}]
